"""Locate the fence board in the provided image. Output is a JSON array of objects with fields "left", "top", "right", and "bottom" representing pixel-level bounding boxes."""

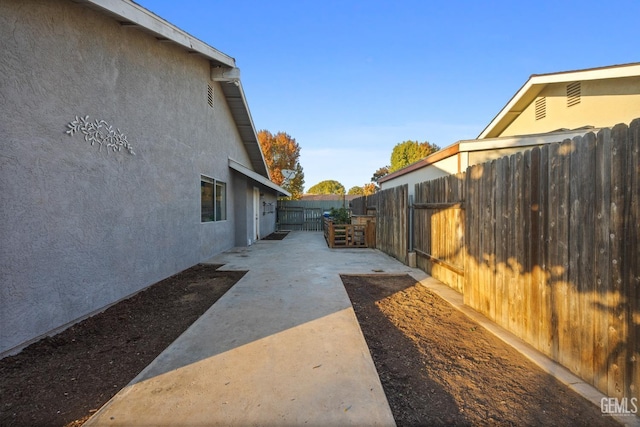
[
  {"left": 568, "top": 137, "right": 583, "bottom": 377},
  {"left": 622, "top": 122, "right": 638, "bottom": 401},
  {"left": 580, "top": 133, "right": 597, "bottom": 384},
  {"left": 465, "top": 165, "right": 480, "bottom": 308},
  {"left": 512, "top": 152, "right": 525, "bottom": 338},
  {"left": 494, "top": 157, "right": 506, "bottom": 329},
  {"left": 609, "top": 124, "right": 629, "bottom": 399},
  {"left": 629, "top": 119, "right": 640, "bottom": 402},
  {"left": 556, "top": 139, "right": 572, "bottom": 369},
  {"left": 594, "top": 128, "right": 612, "bottom": 393},
  {"left": 523, "top": 149, "right": 534, "bottom": 346},
  {"left": 538, "top": 145, "right": 552, "bottom": 356},
  {"left": 505, "top": 154, "right": 517, "bottom": 333}
]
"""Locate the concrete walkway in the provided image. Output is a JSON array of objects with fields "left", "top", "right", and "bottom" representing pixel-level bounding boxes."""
[
  {"left": 86, "top": 231, "right": 418, "bottom": 426},
  {"left": 86, "top": 231, "right": 636, "bottom": 426}
]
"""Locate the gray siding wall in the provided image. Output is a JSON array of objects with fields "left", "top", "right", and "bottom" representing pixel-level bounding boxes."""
[
  {"left": 260, "top": 192, "right": 278, "bottom": 237},
  {"left": 231, "top": 173, "right": 278, "bottom": 245},
  {"left": 0, "top": 0, "right": 254, "bottom": 355}
]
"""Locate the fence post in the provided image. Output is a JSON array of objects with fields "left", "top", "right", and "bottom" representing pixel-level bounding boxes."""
[
  {"left": 328, "top": 221, "right": 335, "bottom": 248},
  {"left": 407, "top": 194, "right": 416, "bottom": 267}
]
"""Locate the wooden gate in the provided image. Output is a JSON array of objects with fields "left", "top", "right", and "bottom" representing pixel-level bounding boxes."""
[{"left": 276, "top": 207, "right": 323, "bottom": 231}]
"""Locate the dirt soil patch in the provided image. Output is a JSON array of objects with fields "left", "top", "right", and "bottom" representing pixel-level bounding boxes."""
[
  {"left": 341, "top": 274, "right": 619, "bottom": 427},
  {"left": 0, "top": 264, "right": 245, "bottom": 427},
  {"left": 261, "top": 231, "right": 290, "bottom": 240}
]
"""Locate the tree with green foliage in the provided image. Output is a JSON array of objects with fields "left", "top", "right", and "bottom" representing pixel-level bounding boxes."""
[
  {"left": 258, "top": 130, "right": 305, "bottom": 199},
  {"left": 348, "top": 186, "right": 364, "bottom": 196},
  {"left": 371, "top": 166, "right": 389, "bottom": 184},
  {"left": 307, "top": 180, "right": 345, "bottom": 195},
  {"left": 389, "top": 140, "right": 440, "bottom": 173}
]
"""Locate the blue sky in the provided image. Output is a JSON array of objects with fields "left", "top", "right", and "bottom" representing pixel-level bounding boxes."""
[{"left": 136, "top": 0, "right": 639, "bottom": 191}]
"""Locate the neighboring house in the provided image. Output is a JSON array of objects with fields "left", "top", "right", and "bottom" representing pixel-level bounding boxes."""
[
  {"left": 381, "top": 62, "right": 640, "bottom": 196},
  {"left": 479, "top": 62, "right": 640, "bottom": 138},
  {"left": 0, "top": 0, "right": 289, "bottom": 356},
  {"left": 379, "top": 127, "right": 602, "bottom": 197}
]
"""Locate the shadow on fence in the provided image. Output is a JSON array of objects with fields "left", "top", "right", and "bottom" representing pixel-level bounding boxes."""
[{"left": 351, "top": 119, "right": 640, "bottom": 403}]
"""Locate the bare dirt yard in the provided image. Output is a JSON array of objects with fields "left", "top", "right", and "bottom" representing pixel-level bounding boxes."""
[
  {"left": 1, "top": 242, "right": 621, "bottom": 426},
  {"left": 341, "top": 274, "right": 619, "bottom": 426},
  {"left": 0, "top": 264, "right": 246, "bottom": 427}
]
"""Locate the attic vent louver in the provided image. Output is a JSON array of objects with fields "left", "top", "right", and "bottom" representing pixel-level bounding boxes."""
[
  {"left": 535, "top": 97, "right": 546, "bottom": 120},
  {"left": 567, "top": 82, "right": 581, "bottom": 107},
  {"left": 207, "top": 84, "right": 214, "bottom": 108}
]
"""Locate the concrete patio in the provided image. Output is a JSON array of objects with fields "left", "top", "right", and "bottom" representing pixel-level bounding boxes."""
[
  {"left": 85, "top": 231, "right": 635, "bottom": 426},
  {"left": 85, "top": 231, "right": 421, "bottom": 426}
]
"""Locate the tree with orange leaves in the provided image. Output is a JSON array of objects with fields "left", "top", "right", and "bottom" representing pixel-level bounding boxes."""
[{"left": 257, "top": 130, "right": 305, "bottom": 199}]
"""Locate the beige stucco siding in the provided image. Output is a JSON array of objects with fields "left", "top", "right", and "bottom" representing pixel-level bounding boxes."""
[{"left": 501, "top": 77, "right": 640, "bottom": 137}]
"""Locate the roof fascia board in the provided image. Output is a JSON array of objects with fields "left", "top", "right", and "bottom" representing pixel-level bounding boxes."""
[
  {"left": 478, "top": 79, "right": 538, "bottom": 139},
  {"left": 218, "top": 77, "right": 270, "bottom": 179},
  {"left": 84, "top": 0, "right": 236, "bottom": 67},
  {"left": 459, "top": 127, "right": 599, "bottom": 151},
  {"left": 228, "top": 158, "right": 291, "bottom": 197},
  {"left": 531, "top": 63, "right": 640, "bottom": 83},
  {"left": 234, "top": 82, "right": 270, "bottom": 178}
]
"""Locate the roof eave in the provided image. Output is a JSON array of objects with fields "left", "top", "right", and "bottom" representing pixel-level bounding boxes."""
[
  {"left": 214, "top": 70, "right": 270, "bottom": 178},
  {"left": 82, "top": 0, "right": 236, "bottom": 67},
  {"left": 229, "top": 158, "right": 291, "bottom": 197}
]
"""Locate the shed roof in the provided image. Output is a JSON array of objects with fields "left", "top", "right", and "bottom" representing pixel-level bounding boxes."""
[
  {"left": 78, "top": 0, "right": 271, "bottom": 179},
  {"left": 478, "top": 62, "right": 640, "bottom": 139}
]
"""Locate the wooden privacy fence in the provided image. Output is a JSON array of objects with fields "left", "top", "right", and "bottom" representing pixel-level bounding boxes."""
[
  {"left": 414, "top": 173, "right": 466, "bottom": 293},
  {"left": 351, "top": 185, "right": 408, "bottom": 263},
  {"left": 463, "top": 122, "right": 639, "bottom": 401},
  {"left": 357, "top": 120, "right": 639, "bottom": 402},
  {"left": 276, "top": 206, "right": 323, "bottom": 231}
]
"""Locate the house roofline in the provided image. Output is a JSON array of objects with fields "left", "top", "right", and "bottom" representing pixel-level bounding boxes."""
[
  {"left": 478, "top": 62, "right": 640, "bottom": 139},
  {"left": 82, "top": 0, "right": 236, "bottom": 67}
]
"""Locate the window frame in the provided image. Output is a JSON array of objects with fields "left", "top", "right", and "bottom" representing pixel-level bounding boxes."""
[{"left": 200, "top": 175, "right": 227, "bottom": 223}]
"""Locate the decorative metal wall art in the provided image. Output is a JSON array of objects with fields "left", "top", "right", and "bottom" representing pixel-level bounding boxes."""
[{"left": 66, "top": 115, "right": 135, "bottom": 155}]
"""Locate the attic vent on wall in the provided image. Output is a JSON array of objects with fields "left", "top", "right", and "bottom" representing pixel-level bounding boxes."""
[
  {"left": 567, "top": 81, "right": 581, "bottom": 107},
  {"left": 207, "top": 84, "right": 214, "bottom": 108},
  {"left": 535, "top": 97, "right": 546, "bottom": 120}
]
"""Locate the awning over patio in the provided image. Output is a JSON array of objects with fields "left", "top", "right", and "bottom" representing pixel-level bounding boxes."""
[{"left": 228, "top": 158, "right": 291, "bottom": 197}]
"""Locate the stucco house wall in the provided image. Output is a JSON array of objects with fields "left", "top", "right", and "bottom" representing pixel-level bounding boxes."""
[
  {"left": 0, "top": 0, "right": 278, "bottom": 355},
  {"left": 502, "top": 76, "right": 640, "bottom": 137},
  {"left": 379, "top": 157, "right": 457, "bottom": 198},
  {"left": 231, "top": 173, "right": 278, "bottom": 246}
]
